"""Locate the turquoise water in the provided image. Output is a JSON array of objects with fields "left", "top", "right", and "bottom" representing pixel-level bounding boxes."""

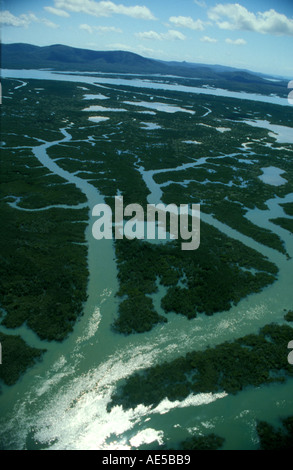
[{"left": 0, "top": 72, "right": 293, "bottom": 450}]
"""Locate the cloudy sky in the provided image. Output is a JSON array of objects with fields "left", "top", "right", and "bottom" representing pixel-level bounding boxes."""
[{"left": 1, "top": 0, "right": 293, "bottom": 76}]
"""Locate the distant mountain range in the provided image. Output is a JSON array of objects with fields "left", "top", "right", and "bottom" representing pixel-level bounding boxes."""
[{"left": 0, "top": 43, "right": 289, "bottom": 97}]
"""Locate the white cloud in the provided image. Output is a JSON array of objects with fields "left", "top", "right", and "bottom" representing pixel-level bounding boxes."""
[
  {"left": 80, "top": 23, "right": 94, "bottom": 34},
  {"left": 208, "top": 3, "right": 293, "bottom": 36},
  {"left": 42, "top": 18, "right": 60, "bottom": 29},
  {"left": 135, "top": 30, "right": 162, "bottom": 40},
  {"left": 194, "top": 0, "right": 207, "bottom": 7},
  {"left": 0, "top": 10, "right": 35, "bottom": 27},
  {"left": 0, "top": 10, "right": 59, "bottom": 28},
  {"left": 44, "top": 6, "right": 70, "bottom": 17},
  {"left": 96, "top": 26, "right": 123, "bottom": 33},
  {"left": 225, "top": 38, "right": 247, "bottom": 45},
  {"left": 166, "top": 30, "right": 186, "bottom": 40},
  {"left": 169, "top": 16, "right": 205, "bottom": 31},
  {"left": 136, "top": 30, "right": 186, "bottom": 41},
  {"left": 54, "top": 0, "right": 156, "bottom": 20},
  {"left": 80, "top": 24, "right": 122, "bottom": 34},
  {"left": 200, "top": 36, "right": 218, "bottom": 43}
]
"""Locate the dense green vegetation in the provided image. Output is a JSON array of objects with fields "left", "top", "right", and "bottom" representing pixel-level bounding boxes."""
[
  {"left": 1, "top": 79, "right": 89, "bottom": 342},
  {"left": 270, "top": 217, "right": 293, "bottom": 235},
  {"left": 281, "top": 203, "right": 293, "bottom": 217},
  {"left": 1, "top": 61, "right": 293, "bottom": 452},
  {"left": 0, "top": 203, "right": 88, "bottom": 341},
  {"left": 113, "top": 293, "right": 167, "bottom": 335},
  {"left": 109, "top": 323, "right": 293, "bottom": 410},
  {"left": 0, "top": 147, "right": 87, "bottom": 209},
  {"left": 0, "top": 332, "right": 45, "bottom": 390},
  {"left": 285, "top": 311, "right": 293, "bottom": 322},
  {"left": 4, "top": 77, "right": 290, "bottom": 258},
  {"left": 156, "top": 155, "right": 292, "bottom": 255},
  {"left": 112, "top": 222, "right": 278, "bottom": 334},
  {"left": 1, "top": 72, "right": 293, "bottom": 422},
  {"left": 257, "top": 416, "right": 293, "bottom": 450},
  {"left": 3, "top": 76, "right": 291, "bottom": 343},
  {"left": 47, "top": 142, "right": 150, "bottom": 209}
]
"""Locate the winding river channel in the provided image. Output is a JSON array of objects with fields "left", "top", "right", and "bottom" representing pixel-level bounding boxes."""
[{"left": 0, "top": 70, "right": 293, "bottom": 450}]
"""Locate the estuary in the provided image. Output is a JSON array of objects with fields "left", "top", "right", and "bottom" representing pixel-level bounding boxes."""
[{"left": 0, "top": 70, "right": 293, "bottom": 450}]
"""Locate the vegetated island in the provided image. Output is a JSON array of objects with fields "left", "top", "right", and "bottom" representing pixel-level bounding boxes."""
[
  {"left": 109, "top": 321, "right": 293, "bottom": 410},
  {"left": 285, "top": 311, "right": 293, "bottom": 322},
  {"left": 256, "top": 415, "right": 293, "bottom": 450},
  {"left": 112, "top": 222, "right": 278, "bottom": 335},
  {"left": 0, "top": 332, "right": 45, "bottom": 393}
]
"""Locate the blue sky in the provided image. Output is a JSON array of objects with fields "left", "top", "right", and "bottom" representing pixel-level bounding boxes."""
[{"left": 1, "top": 0, "right": 293, "bottom": 76}]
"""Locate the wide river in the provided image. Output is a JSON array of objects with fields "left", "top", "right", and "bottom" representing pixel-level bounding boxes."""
[{"left": 0, "top": 70, "right": 293, "bottom": 450}]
